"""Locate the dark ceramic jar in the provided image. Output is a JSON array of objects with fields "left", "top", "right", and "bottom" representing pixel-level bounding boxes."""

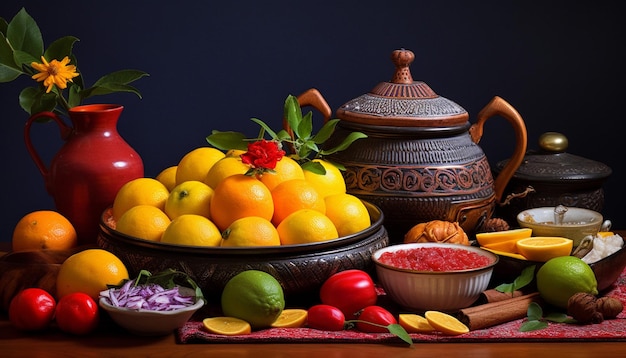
[
  {"left": 300, "top": 49, "right": 528, "bottom": 242},
  {"left": 494, "top": 132, "right": 612, "bottom": 226}
]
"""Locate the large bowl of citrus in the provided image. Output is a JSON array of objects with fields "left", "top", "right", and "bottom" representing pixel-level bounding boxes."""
[{"left": 97, "top": 145, "right": 389, "bottom": 304}]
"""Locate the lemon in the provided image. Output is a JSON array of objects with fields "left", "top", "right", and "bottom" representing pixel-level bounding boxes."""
[
  {"left": 160, "top": 214, "right": 222, "bottom": 247},
  {"left": 202, "top": 317, "right": 252, "bottom": 335},
  {"left": 476, "top": 228, "right": 532, "bottom": 246},
  {"left": 258, "top": 156, "right": 305, "bottom": 191},
  {"left": 398, "top": 313, "right": 435, "bottom": 333},
  {"left": 156, "top": 166, "right": 178, "bottom": 192},
  {"left": 220, "top": 216, "right": 281, "bottom": 247},
  {"left": 303, "top": 159, "right": 346, "bottom": 198},
  {"left": 516, "top": 237, "right": 573, "bottom": 262},
  {"left": 112, "top": 177, "right": 170, "bottom": 221},
  {"left": 424, "top": 311, "right": 469, "bottom": 335},
  {"left": 270, "top": 308, "right": 308, "bottom": 328},
  {"left": 323, "top": 193, "right": 370, "bottom": 236},
  {"left": 536, "top": 256, "right": 598, "bottom": 309},
  {"left": 204, "top": 156, "right": 250, "bottom": 189},
  {"left": 164, "top": 180, "right": 214, "bottom": 219},
  {"left": 221, "top": 270, "right": 285, "bottom": 329},
  {"left": 175, "top": 147, "right": 225, "bottom": 185},
  {"left": 276, "top": 209, "right": 339, "bottom": 245},
  {"left": 115, "top": 205, "right": 171, "bottom": 241}
]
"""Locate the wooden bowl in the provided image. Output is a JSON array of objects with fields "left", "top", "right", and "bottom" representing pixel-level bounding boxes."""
[{"left": 97, "top": 201, "right": 389, "bottom": 304}]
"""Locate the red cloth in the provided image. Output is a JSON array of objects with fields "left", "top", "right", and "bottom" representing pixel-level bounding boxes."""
[{"left": 177, "top": 269, "right": 626, "bottom": 344}]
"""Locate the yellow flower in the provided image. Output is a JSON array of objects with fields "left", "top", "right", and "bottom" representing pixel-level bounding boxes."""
[{"left": 31, "top": 56, "right": 80, "bottom": 93}]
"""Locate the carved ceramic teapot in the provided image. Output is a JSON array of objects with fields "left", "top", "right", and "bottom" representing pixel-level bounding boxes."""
[{"left": 297, "top": 49, "right": 528, "bottom": 242}]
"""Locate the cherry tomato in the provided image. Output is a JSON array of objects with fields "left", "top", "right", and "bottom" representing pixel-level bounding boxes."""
[
  {"left": 319, "top": 269, "right": 377, "bottom": 319},
  {"left": 307, "top": 304, "right": 346, "bottom": 331},
  {"left": 8, "top": 288, "right": 56, "bottom": 331},
  {"left": 55, "top": 292, "right": 100, "bottom": 335},
  {"left": 355, "top": 305, "right": 397, "bottom": 333}
]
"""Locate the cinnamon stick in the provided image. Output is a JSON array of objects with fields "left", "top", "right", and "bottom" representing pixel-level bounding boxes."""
[
  {"left": 477, "top": 289, "right": 524, "bottom": 304},
  {"left": 458, "top": 292, "right": 542, "bottom": 330}
]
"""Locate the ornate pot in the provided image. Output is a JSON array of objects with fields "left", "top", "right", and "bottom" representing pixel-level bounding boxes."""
[{"left": 299, "top": 49, "right": 528, "bottom": 242}]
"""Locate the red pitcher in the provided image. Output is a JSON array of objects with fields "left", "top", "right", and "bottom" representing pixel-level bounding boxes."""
[{"left": 24, "top": 104, "right": 144, "bottom": 245}]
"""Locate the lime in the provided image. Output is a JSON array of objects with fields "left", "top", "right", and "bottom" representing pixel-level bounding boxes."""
[
  {"left": 536, "top": 256, "right": 598, "bottom": 309},
  {"left": 221, "top": 270, "right": 285, "bottom": 329}
]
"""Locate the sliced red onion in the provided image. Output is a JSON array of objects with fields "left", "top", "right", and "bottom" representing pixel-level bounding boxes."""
[{"left": 100, "top": 282, "right": 196, "bottom": 311}]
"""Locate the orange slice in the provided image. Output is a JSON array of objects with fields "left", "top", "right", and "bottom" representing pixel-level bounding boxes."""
[
  {"left": 475, "top": 228, "right": 532, "bottom": 246},
  {"left": 424, "top": 311, "right": 469, "bottom": 335},
  {"left": 481, "top": 247, "right": 528, "bottom": 260},
  {"left": 516, "top": 237, "right": 573, "bottom": 262},
  {"left": 399, "top": 313, "right": 435, "bottom": 333},
  {"left": 202, "top": 317, "right": 252, "bottom": 335},
  {"left": 270, "top": 309, "right": 308, "bottom": 328}
]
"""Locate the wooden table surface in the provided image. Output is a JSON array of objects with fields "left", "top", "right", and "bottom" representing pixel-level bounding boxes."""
[{"left": 2, "top": 241, "right": 626, "bottom": 357}]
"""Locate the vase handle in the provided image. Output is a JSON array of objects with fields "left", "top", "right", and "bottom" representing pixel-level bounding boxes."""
[{"left": 24, "top": 112, "right": 73, "bottom": 194}]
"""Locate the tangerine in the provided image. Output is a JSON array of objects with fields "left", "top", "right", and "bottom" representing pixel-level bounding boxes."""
[{"left": 12, "top": 210, "right": 78, "bottom": 252}]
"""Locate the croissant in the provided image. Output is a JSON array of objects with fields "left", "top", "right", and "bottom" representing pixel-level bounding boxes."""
[{"left": 403, "top": 220, "right": 469, "bottom": 245}]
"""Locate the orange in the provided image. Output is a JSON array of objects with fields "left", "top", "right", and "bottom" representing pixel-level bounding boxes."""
[
  {"left": 56, "top": 248, "right": 129, "bottom": 300},
  {"left": 164, "top": 180, "right": 214, "bottom": 219},
  {"left": 202, "top": 317, "right": 252, "bottom": 335},
  {"left": 398, "top": 313, "right": 435, "bottom": 333},
  {"left": 424, "top": 311, "right": 469, "bottom": 335},
  {"left": 155, "top": 165, "right": 178, "bottom": 192},
  {"left": 204, "top": 156, "right": 251, "bottom": 189},
  {"left": 220, "top": 216, "right": 281, "bottom": 247},
  {"left": 258, "top": 156, "right": 305, "bottom": 191},
  {"left": 324, "top": 193, "right": 370, "bottom": 236},
  {"left": 160, "top": 214, "right": 222, "bottom": 247},
  {"left": 277, "top": 209, "right": 339, "bottom": 245},
  {"left": 115, "top": 205, "right": 171, "bottom": 241},
  {"left": 112, "top": 177, "right": 170, "bottom": 221},
  {"left": 175, "top": 147, "right": 225, "bottom": 185},
  {"left": 270, "top": 179, "right": 325, "bottom": 226},
  {"left": 303, "top": 159, "right": 346, "bottom": 198},
  {"left": 210, "top": 174, "right": 274, "bottom": 231},
  {"left": 516, "top": 237, "right": 573, "bottom": 262},
  {"left": 11, "top": 210, "right": 78, "bottom": 252},
  {"left": 475, "top": 228, "right": 532, "bottom": 247}
]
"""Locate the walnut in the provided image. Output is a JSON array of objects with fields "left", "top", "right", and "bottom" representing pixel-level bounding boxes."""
[
  {"left": 403, "top": 220, "right": 469, "bottom": 245},
  {"left": 477, "top": 217, "right": 511, "bottom": 233},
  {"left": 567, "top": 292, "right": 603, "bottom": 324},
  {"left": 596, "top": 296, "right": 623, "bottom": 319}
]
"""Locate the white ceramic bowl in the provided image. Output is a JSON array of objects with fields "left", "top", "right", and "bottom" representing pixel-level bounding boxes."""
[
  {"left": 99, "top": 294, "right": 204, "bottom": 336},
  {"left": 372, "top": 243, "right": 498, "bottom": 312},
  {"left": 517, "top": 206, "right": 603, "bottom": 247}
]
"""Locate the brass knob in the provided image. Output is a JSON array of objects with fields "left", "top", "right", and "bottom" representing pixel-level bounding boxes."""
[{"left": 538, "top": 132, "right": 568, "bottom": 153}]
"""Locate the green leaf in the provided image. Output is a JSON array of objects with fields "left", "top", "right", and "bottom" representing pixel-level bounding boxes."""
[
  {"left": 297, "top": 111, "right": 313, "bottom": 140},
  {"left": 20, "top": 87, "right": 57, "bottom": 115},
  {"left": 275, "top": 129, "right": 292, "bottom": 141},
  {"left": 67, "top": 84, "right": 82, "bottom": 108},
  {"left": 0, "top": 32, "right": 21, "bottom": 71},
  {"left": 312, "top": 118, "right": 339, "bottom": 144},
  {"left": 319, "top": 131, "right": 367, "bottom": 155},
  {"left": 495, "top": 265, "right": 536, "bottom": 294},
  {"left": 284, "top": 95, "right": 303, "bottom": 139},
  {"left": 544, "top": 312, "right": 575, "bottom": 323},
  {"left": 92, "top": 69, "right": 149, "bottom": 86},
  {"left": 81, "top": 83, "right": 143, "bottom": 99},
  {"left": 206, "top": 130, "right": 248, "bottom": 151},
  {"left": 44, "top": 36, "right": 79, "bottom": 62},
  {"left": 519, "top": 320, "right": 548, "bottom": 332},
  {"left": 13, "top": 49, "right": 38, "bottom": 70},
  {"left": 250, "top": 117, "right": 279, "bottom": 139},
  {"left": 6, "top": 8, "right": 43, "bottom": 59},
  {"left": 387, "top": 323, "right": 413, "bottom": 346},
  {"left": 301, "top": 161, "right": 326, "bottom": 175},
  {"left": 1, "top": 17, "right": 9, "bottom": 35},
  {"left": 0, "top": 63, "right": 21, "bottom": 82},
  {"left": 527, "top": 302, "right": 543, "bottom": 321}
]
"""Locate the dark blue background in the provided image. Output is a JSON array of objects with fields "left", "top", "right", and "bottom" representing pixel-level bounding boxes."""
[{"left": 1, "top": 1, "right": 624, "bottom": 242}]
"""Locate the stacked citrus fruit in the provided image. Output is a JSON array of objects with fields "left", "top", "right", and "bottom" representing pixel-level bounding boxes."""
[
  {"left": 111, "top": 146, "right": 372, "bottom": 247},
  {"left": 476, "top": 228, "right": 574, "bottom": 262}
]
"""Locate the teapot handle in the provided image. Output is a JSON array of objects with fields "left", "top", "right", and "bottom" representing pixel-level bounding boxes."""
[
  {"left": 24, "top": 111, "right": 73, "bottom": 193},
  {"left": 469, "top": 96, "right": 527, "bottom": 205}
]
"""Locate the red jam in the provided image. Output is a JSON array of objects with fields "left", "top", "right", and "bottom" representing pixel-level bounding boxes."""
[{"left": 378, "top": 247, "right": 492, "bottom": 271}]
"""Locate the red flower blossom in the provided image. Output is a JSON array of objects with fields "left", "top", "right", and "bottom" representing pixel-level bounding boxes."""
[{"left": 241, "top": 140, "right": 285, "bottom": 171}]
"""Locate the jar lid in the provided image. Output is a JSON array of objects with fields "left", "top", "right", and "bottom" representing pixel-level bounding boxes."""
[
  {"left": 335, "top": 49, "right": 469, "bottom": 128},
  {"left": 496, "top": 132, "right": 612, "bottom": 183}
]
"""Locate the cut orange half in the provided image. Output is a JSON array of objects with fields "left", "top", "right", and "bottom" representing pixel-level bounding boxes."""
[
  {"left": 475, "top": 228, "right": 532, "bottom": 246},
  {"left": 202, "top": 317, "right": 252, "bottom": 336},
  {"left": 399, "top": 313, "right": 435, "bottom": 333},
  {"left": 424, "top": 311, "right": 469, "bottom": 335},
  {"left": 481, "top": 247, "right": 528, "bottom": 261},
  {"left": 516, "top": 237, "right": 573, "bottom": 262}
]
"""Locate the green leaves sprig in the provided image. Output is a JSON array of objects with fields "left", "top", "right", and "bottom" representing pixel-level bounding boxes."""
[
  {"left": 207, "top": 94, "right": 367, "bottom": 174},
  {"left": 1, "top": 8, "right": 148, "bottom": 116}
]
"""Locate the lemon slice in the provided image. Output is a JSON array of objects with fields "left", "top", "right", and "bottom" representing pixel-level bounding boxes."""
[
  {"left": 398, "top": 313, "right": 435, "bottom": 333},
  {"left": 424, "top": 311, "right": 469, "bottom": 336},
  {"left": 476, "top": 228, "right": 532, "bottom": 246},
  {"left": 270, "top": 309, "right": 308, "bottom": 328},
  {"left": 202, "top": 317, "right": 252, "bottom": 335},
  {"left": 516, "top": 237, "right": 573, "bottom": 262}
]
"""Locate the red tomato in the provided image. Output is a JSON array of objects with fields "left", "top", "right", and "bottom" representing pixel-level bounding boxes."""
[
  {"left": 319, "top": 269, "right": 377, "bottom": 319},
  {"left": 306, "top": 304, "right": 346, "bottom": 331},
  {"left": 355, "top": 305, "right": 397, "bottom": 333},
  {"left": 55, "top": 292, "right": 100, "bottom": 335},
  {"left": 8, "top": 288, "right": 56, "bottom": 331}
]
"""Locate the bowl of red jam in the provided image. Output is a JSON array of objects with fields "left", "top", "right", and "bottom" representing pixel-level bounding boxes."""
[{"left": 372, "top": 243, "right": 499, "bottom": 312}]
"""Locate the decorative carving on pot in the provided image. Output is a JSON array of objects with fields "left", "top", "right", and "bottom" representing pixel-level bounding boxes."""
[
  {"left": 494, "top": 132, "right": 612, "bottom": 226},
  {"left": 297, "top": 49, "right": 528, "bottom": 242}
]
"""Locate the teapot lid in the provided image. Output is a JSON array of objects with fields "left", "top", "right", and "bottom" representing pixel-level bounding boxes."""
[
  {"left": 336, "top": 49, "right": 469, "bottom": 128},
  {"left": 496, "top": 132, "right": 612, "bottom": 183}
]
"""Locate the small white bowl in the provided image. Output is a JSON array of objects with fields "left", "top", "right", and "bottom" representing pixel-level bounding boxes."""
[
  {"left": 517, "top": 206, "right": 603, "bottom": 247},
  {"left": 372, "top": 243, "right": 498, "bottom": 312},
  {"left": 99, "top": 294, "right": 204, "bottom": 336}
]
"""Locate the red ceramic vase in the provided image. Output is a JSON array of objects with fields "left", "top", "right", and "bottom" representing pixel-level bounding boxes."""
[{"left": 24, "top": 104, "right": 144, "bottom": 245}]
